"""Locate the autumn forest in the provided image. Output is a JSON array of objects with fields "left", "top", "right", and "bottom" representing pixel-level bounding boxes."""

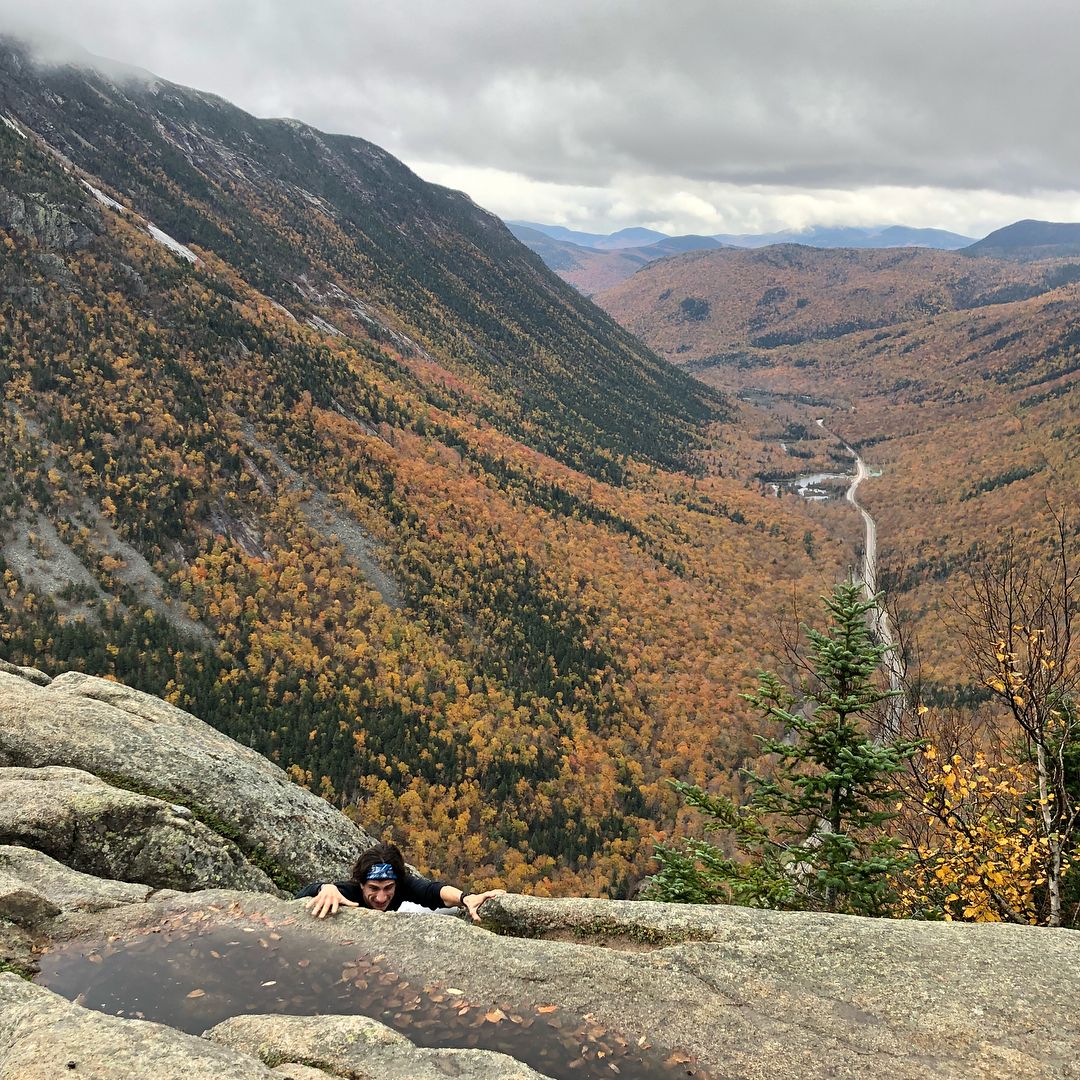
[{"left": 2, "top": 39, "right": 1079, "bottom": 925}]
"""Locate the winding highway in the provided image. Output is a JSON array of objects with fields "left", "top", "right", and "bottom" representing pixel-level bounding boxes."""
[{"left": 815, "top": 420, "right": 904, "bottom": 734}]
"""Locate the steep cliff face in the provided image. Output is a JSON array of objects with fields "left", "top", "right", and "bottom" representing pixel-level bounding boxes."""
[
  {"left": 2, "top": 665, "right": 1078, "bottom": 1080},
  {"left": 0, "top": 36, "right": 720, "bottom": 479}
]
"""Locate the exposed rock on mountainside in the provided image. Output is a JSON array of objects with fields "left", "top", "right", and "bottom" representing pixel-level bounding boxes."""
[
  {"left": 0, "top": 187, "right": 95, "bottom": 250},
  {"left": 1, "top": 664, "right": 1078, "bottom": 1080}
]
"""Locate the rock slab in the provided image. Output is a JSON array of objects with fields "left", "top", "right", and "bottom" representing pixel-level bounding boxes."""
[
  {"left": 0, "top": 669, "right": 374, "bottom": 884},
  {"left": 0, "top": 766, "right": 277, "bottom": 893},
  {"left": 0, "top": 975, "right": 277, "bottom": 1080},
  {"left": 207, "top": 1013, "right": 552, "bottom": 1080}
]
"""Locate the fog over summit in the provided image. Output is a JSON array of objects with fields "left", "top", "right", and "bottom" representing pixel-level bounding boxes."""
[{"left": 2, "top": 2, "right": 1079, "bottom": 244}]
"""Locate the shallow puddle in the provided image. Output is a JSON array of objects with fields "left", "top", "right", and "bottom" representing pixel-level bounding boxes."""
[{"left": 36, "top": 905, "right": 713, "bottom": 1079}]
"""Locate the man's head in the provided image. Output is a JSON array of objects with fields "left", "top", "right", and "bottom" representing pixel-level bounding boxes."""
[{"left": 351, "top": 841, "right": 406, "bottom": 910}]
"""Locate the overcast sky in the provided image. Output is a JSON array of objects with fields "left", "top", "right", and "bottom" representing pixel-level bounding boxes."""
[{"left": 3, "top": 0, "right": 1079, "bottom": 237}]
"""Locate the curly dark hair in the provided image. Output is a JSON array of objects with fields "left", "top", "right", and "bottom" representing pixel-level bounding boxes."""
[{"left": 350, "top": 841, "right": 407, "bottom": 886}]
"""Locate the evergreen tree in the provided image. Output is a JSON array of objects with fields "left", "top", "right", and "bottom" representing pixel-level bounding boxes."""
[{"left": 647, "top": 581, "right": 919, "bottom": 915}]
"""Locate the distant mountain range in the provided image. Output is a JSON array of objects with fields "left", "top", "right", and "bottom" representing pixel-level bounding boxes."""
[
  {"left": 512, "top": 220, "right": 976, "bottom": 252},
  {"left": 510, "top": 221, "right": 978, "bottom": 294}
]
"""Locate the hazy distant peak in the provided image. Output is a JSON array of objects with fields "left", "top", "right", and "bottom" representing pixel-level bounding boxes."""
[
  {"left": 711, "top": 224, "right": 975, "bottom": 250},
  {"left": 513, "top": 219, "right": 976, "bottom": 253},
  {"left": 963, "top": 219, "right": 1080, "bottom": 260}
]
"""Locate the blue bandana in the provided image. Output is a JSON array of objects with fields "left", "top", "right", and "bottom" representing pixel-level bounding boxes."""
[{"left": 364, "top": 862, "right": 397, "bottom": 882}]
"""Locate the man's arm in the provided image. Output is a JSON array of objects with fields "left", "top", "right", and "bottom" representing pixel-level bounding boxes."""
[
  {"left": 299, "top": 880, "right": 363, "bottom": 918},
  {"left": 419, "top": 879, "right": 505, "bottom": 922}
]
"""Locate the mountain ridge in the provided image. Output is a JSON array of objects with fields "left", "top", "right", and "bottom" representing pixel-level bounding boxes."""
[
  {"left": 0, "top": 36, "right": 720, "bottom": 481},
  {"left": 963, "top": 218, "right": 1080, "bottom": 260}
]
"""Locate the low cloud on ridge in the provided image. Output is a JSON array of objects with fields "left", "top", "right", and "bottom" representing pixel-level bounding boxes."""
[{"left": 2, "top": 1, "right": 1078, "bottom": 236}]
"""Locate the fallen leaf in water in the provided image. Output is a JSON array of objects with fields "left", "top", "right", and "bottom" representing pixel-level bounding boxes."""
[
  {"left": 537, "top": 1005, "right": 557, "bottom": 1014},
  {"left": 445, "top": 987, "right": 464, "bottom": 996},
  {"left": 209, "top": 950, "right": 221, "bottom": 959},
  {"left": 297, "top": 959, "right": 310, "bottom": 968},
  {"left": 509, "top": 1014, "right": 524, "bottom": 1024},
  {"left": 269, "top": 932, "right": 282, "bottom": 941},
  {"left": 87, "top": 953, "right": 102, "bottom": 964},
  {"left": 186, "top": 989, "right": 206, "bottom": 999},
  {"left": 260, "top": 981, "right": 277, "bottom": 987},
  {"left": 484, "top": 1009, "right": 506, "bottom": 1023}
]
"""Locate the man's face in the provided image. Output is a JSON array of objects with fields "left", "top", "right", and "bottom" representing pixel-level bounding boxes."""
[{"left": 361, "top": 878, "right": 396, "bottom": 910}]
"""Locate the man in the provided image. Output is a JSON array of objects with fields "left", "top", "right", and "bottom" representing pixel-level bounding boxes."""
[{"left": 297, "top": 841, "right": 504, "bottom": 922}]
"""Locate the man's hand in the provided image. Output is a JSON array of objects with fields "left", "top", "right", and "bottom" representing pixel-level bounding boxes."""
[
  {"left": 304, "top": 883, "right": 359, "bottom": 919},
  {"left": 462, "top": 888, "right": 506, "bottom": 923}
]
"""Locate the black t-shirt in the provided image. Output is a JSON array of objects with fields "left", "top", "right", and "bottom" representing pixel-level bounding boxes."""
[{"left": 295, "top": 872, "right": 448, "bottom": 910}]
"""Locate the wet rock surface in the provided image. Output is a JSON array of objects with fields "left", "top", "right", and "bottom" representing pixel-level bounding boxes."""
[
  {"left": 38, "top": 900, "right": 705, "bottom": 1079},
  {"left": 30, "top": 887, "right": 1080, "bottom": 1080},
  {"left": 0, "top": 668, "right": 375, "bottom": 884},
  {"left": 0, "top": 766, "right": 278, "bottom": 894}
]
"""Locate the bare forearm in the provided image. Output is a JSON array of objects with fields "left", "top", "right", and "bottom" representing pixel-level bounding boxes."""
[{"left": 439, "top": 884, "right": 466, "bottom": 908}]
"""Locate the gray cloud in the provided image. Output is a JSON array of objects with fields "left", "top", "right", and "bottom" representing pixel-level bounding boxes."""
[{"left": 2, "top": 1, "right": 1078, "bottom": 233}]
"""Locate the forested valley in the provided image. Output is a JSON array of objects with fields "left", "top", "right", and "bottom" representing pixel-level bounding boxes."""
[
  {"left": 3, "top": 38, "right": 1079, "bottom": 925},
  {"left": 0, "top": 42, "right": 851, "bottom": 898}
]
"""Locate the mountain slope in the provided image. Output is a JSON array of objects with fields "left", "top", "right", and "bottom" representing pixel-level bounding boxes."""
[
  {"left": 596, "top": 244, "right": 1062, "bottom": 362},
  {"left": 0, "top": 39, "right": 720, "bottom": 482},
  {"left": 0, "top": 39, "right": 844, "bottom": 896}
]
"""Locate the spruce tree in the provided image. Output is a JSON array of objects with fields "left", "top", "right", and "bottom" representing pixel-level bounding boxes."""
[{"left": 647, "top": 581, "right": 919, "bottom": 916}]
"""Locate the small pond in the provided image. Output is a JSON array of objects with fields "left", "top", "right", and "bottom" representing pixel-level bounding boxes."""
[
  {"left": 792, "top": 472, "right": 850, "bottom": 500},
  {"left": 36, "top": 906, "right": 713, "bottom": 1079}
]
